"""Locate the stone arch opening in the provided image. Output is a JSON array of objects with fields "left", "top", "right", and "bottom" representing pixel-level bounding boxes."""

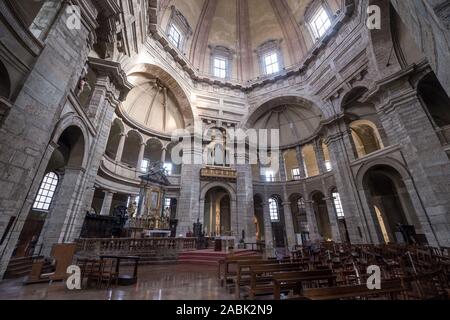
[
  {"left": 289, "top": 193, "right": 307, "bottom": 235},
  {"left": 11, "top": 0, "right": 61, "bottom": 39},
  {"left": 203, "top": 187, "right": 231, "bottom": 237},
  {"left": 105, "top": 119, "right": 124, "bottom": 160},
  {"left": 311, "top": 191, "right": 332, "bottom": 241},
  {"left": 269, "top": 194, "right": 286, "bottom": 248},
  {"left": 417, "top": 72, "right": 450, "bottom": 129},
  {"left": 143, "top": 139, "right": 163, "bottom": 171},
  {"left": 363, "top": 164, "right": 421, "bottom": 244},
  {"left": 13, "top": 125, "right": 86, "bottom": 258},
  {"left": 121, "top": 131, "right": 142, "bottom": 168},
  {"left": 253, "top": 194, "right": 265, "bottom": 242},
  {"left": 0, "top": 60, "right": 11, "bottom": 99},
  {"left": 165, "top": 142, "right": 181, "bottom": 175},
  {"left": 342, "top": 87, "right": 386, "bottom": 158},
  {"left": 350, "top": 120, "right": 384, "bottom": 158}
]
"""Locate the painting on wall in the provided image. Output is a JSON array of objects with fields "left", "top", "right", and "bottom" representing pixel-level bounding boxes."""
[{"left": 150, "top": 190, "right": 160, "bottom": 210}]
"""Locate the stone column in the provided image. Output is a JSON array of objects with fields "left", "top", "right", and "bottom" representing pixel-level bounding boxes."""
[
  {"left": 137, "top": 142, "right": 146, "bottom": 171},
  {"left": 324, "top": 197, "right": 343, "bottom": 243},
  {"left": 373, "top": 86, "right": 450, "bottom": 246},
  {"left": 115, "top": 133, "right": 126, "bottom": 162},
  {"left": 304, "top": 200, "right": 320, "bottom": 241},
  {"left": 314, "top": 140, "right": 326, "bottom": 174},
  {"left": 100, "top": 190, "right": 115, "bottom": 216},
  {"left": 295, "top": 146, "right": 307, "bottom": 179},
  {"left": 262, "top": 201, "right": 274, "bottom": 250},
  {"left": 324, "top": 122, "right": 372, "bottom": 244},
  {"left": 278, "top": 150, "right": 287, "bottom": 181},
  {"left": 282, "top": 202, "right": 297, "bottom": 249},
  {"left": 161, "top": 147, "right": 167, "bottom": 163}
]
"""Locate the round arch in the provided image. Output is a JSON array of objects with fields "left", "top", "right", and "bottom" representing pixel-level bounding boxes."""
[
  {"left": 51, "top": 115, "right": 90, "bottom": 169},
  {"left": 200, "top": 181, "right": 237, "bottom": 202},
  {"left": 355, "top": 157, "right": 412, "bottom": 190}
]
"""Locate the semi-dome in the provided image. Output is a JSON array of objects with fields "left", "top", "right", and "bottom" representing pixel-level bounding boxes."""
[
  {"left": 158, "top": 0, "right": 343, "bottom": 81},
  {"left": 122, "top": 73, "right": 186, "bottom": 134},
  {"left": 251, "top": 104, "right": 322, "bottom": 147}
]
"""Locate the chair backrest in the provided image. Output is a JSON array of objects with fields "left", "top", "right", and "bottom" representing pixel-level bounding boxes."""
[{"left": 49, "top": 243, "right": 77, "bottom": 280}]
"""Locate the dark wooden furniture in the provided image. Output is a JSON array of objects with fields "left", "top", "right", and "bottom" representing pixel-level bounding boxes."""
[
  {"left": 100, "top": 255, "right": 140, "bottom": 286},
  {"left": 301, "top": 279, "right": 408, "bottom": 300},
  {"left": 272, "top": 269, "right": 336, "bottom": 300}
]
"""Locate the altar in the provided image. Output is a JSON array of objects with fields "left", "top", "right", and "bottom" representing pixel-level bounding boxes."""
[{"left": 127, "top": 162, "right": 172, "bottom": 238}]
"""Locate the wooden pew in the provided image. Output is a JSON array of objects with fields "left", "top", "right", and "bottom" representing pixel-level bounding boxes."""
[
  {"left": 245, "top": 263, "right": 307, "bottom": 299},
  {"left": 218, "top": 255, "right": 262, "bottom": 287},
  {"left": 272, "top": 269, "right": 336, "bottom": 300},
  {"left": 235, "top": 260, "right": 309, "bottom": 298},
  {"left": 300, "top": 279, "right": 408, "bottom": 300},
  {"left": 24, "top": 243, "right": 77, "bottom": 285}
]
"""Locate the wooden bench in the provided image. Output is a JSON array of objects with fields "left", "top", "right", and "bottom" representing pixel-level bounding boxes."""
[
  {"left": 218, "top": 255, "right": 262, "bottom": 287},
  {"left": 235, "top": 260, "right": 309, "bottom": 298},
  {"left": 300, "top": 279, "right": 408, "bottom": 300},
  {"left": 272, "top": 269, "right": 336, "bottom": 300},
  {"left": 245, "top": 263, "right": 308, "bottom": 299}
]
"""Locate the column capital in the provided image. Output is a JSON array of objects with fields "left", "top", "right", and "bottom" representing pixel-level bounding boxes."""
[{"left": 88, "top": 57, "right": 133, "bottom": 101}]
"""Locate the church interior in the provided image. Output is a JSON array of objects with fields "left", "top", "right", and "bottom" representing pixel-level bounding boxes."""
[{"left": 0, "top": 0, "right": 450, "bottom": 301}]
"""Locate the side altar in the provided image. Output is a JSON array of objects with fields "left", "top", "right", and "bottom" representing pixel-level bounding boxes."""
[{"left": 126, "top": 162, "right": 172, "bottom": 238}]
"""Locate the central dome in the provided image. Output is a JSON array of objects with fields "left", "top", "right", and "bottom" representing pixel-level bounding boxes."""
[{"left": 158, "top": 0, "right": 342, "bottom": 81}]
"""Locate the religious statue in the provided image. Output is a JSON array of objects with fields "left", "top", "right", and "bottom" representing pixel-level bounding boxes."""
[
  {"left": 254, "top": 216, "right": 260, "bottom": 240},
  {"left": 127, "top": 201, "right": 137, "bottom": 218}
]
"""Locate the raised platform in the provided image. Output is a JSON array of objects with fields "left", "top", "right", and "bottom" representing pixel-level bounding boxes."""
[{"left": 178, "top": 249, "right": 258, "bottom": 266}]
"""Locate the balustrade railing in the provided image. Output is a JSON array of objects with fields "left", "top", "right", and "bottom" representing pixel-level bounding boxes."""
[{"left": 75, "top": 237, "right": 198, "bottom": 256}]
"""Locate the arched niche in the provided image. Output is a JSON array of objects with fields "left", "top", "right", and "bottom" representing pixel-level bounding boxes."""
[
  {"left": 310, "top": 191, "right": 332, "bottom": 241},
  {"left": 145, "top": 138, "right": 164, "bottom": 165},
  {"left": 362, "top": 164, "right": 422, "bottom": 244},
  {"left": 253, "top": 194, "right": 265, "bottom": 242},
  {"left": 165, "top": 141, "right": 182, "bottom": 175},
  {"left": 350, "top": 120, "right": 384, "bottom": 158},
  {"left": 417, "top": 72, "right": 450, "bottom": 129},
  {"left": 203, "top": 186, "right": 231, "bottom": 237},
  {"left": 105, "top": 119, "right": 124, "bottom": 159},
  {"left": 302, "top": 144, "right": 319, "bottom": 178},
  {"left": 284, "top": 149, "right": 300, "bottom": 180},
  {"left": 289, "top": 193, "right": 307, "bottom": 235},
  {"left": 342, "top": 87, "right": 386, "bottom": 158},
  {"left": 268, "top": 194, "right": 286, "bottom": 248},
  {"left": 121, "top": 130, "right": 143, "bottom": 168}
]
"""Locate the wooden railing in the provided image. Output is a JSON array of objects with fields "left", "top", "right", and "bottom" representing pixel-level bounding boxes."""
[{"left": 75, "top": 238, "right": 198, "bottom": 256}]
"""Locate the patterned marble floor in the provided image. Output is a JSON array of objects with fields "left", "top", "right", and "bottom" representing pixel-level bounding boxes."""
[{"left": 0, "top": 264, "right": 234, "bottom": 300}]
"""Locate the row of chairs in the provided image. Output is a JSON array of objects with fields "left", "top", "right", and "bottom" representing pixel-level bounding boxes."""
[
  {"left": 221, "top": 243, "right": 450, "bottom": 300},
  {"left": 76, "top": 258, "right": 119, "bottom": 289}
]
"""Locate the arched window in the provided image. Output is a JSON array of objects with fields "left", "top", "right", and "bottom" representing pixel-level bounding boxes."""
[
  {"left": 268, "top": 197, "right": 280, "bottom": 222},
  {"left": 32, "top": 172, "right": 59, "bottom": 211}
]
